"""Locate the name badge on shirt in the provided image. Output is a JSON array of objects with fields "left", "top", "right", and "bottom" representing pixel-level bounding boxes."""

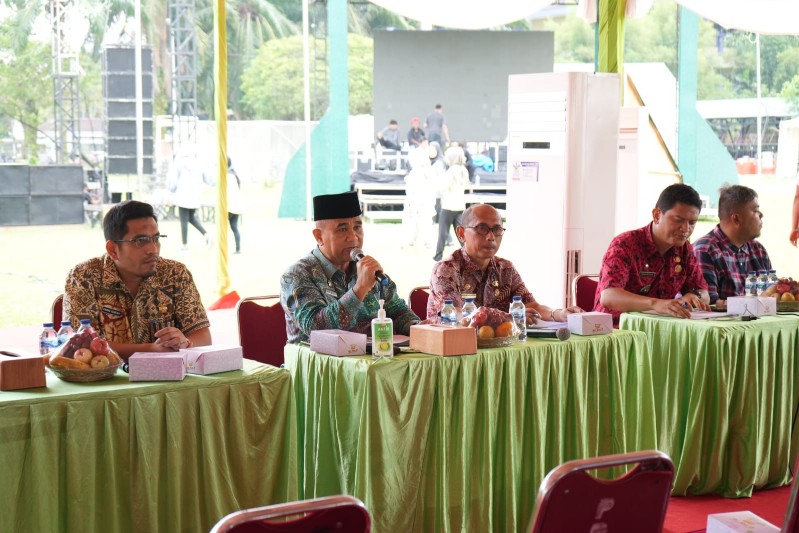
[{"left": 640, "top": 271, "right": 656, "bottom": 278}]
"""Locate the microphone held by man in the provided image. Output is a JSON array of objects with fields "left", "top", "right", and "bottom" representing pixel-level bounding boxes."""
[{"left": 350, "top": 248, "right": 389, "bottom": 286}]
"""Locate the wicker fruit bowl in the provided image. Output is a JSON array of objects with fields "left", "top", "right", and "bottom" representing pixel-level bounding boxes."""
[{"left": 47, "top": 327, "right": 122, "bottom": 383}]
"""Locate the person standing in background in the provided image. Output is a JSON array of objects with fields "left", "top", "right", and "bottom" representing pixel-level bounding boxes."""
[
  {"left": 168, "top": 151, "right": 216, "bottom": 250},
  {"left": 790, "top": 176, "right": 799, "bottom": 246},
  {"left": 425, "top": 104, "right": 450, "bottom": 146},
  {"left": 226, "top": 157, "right": 243, "bottom": 254},
  {"left": 433, "top": 146, "right": 470, "bottom": 262}
]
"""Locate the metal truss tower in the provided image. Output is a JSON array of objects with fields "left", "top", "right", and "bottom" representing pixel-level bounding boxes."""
[
  {"left": 50, "top": 0, "right": 81, "bottom": 164},
  {"left": 168, "top": 0, "right": 199, "bottom": 156}
]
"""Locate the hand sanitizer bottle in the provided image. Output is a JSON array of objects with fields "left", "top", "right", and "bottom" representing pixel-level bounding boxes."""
[{"left": 371, "top": 299, "right": 394, "bottom": 358}]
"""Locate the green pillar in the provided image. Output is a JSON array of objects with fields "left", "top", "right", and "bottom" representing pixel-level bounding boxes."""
[
  {"left": 279, "top": 0, "right": 350, "bottom": 218},
  {"left": 597, "top": 0, "right": 626, "bottom": 75},
  {"left": 677, "top": 7, "right": 737, "bottom": 206}
]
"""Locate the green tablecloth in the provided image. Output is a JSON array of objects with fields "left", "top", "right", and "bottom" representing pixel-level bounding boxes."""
[
  {"left": 285, "top": 330, "right": 657, "bottom": 533},
  {"left": 620, "top": 313, "right": 799, "bottom": 497},
  {"left": 0, "top": 359, "right": 296, "bottom": 532}
]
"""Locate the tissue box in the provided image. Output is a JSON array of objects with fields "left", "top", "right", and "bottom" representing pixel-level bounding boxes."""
[
  {"left": 181, "top": 345, "right": 243, "bottom": 375},
  {"left": 409, "top": 325, "right": 477, "bottom": 356},
  {"left": 310, "top": 329, "right": 367, "bottom": 356},
  {"left": 128, "top": 352, "right": 186, "bottom": 381},
  {"left": 567, "top": 312, "right": 613, "bottom": 336},
  {"left": 706, "top": 511, "right": 778, "bottom": 533},
  {"left": 0, "top": 349, "right": 46, "bottom": 390},
  {"left": 727, "top": 296, "right": 777, "bottom": 317}
]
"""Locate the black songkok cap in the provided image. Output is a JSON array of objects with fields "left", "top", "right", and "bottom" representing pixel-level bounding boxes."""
[{"left": 312, "top": 191, "right": 362, "bottom": 221}]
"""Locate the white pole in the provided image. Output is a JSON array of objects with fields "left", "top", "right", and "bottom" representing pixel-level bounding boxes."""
[
  {"left": 302, "top": 0, "right": 312, "bottom": 220},
  {"left": 134, "top": 0, "right": 144, "bottom": 196},
  {"left": 756, "top": 33, "right": 762, "bottom": 175}
]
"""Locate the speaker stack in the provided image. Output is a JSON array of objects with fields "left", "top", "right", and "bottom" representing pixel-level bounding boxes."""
[{"left": 102, "top": 46, "right": 154, "bottom": 179}]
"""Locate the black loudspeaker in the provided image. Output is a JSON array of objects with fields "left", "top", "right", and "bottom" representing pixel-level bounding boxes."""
[{"left": 103, "top": 46, "right": 154, "bottom": 175}]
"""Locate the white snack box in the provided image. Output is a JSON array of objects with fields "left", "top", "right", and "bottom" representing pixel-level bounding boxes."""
[
  {"left": 706, "top": 511, "right": 779, "bottom": 533},
  {"left": 726, "top": 296, "right": 777, "bottom": 317},
  {"left": 309, "top": 329, "right": 367, "bottom": 356},
  {"left": 567, "top": 312, "right": 613, "bottom": 336},
  {"left": 180, "top": 345, "right": 243, "bottom": 375}
]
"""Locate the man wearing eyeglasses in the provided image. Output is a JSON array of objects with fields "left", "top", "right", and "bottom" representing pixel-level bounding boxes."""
[
  {"left": 427, "top": 204, "right": 582, "bottom": 323},
  {"left": 63, "top": 200, "right": 211, "bottom": 359}
]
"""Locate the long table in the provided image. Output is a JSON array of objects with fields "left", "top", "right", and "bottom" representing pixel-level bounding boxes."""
[
  {"left": 284, "top": 331, "right": 657, "bottom": 533},
  {"left": 620, "top": 313, "right": 799, "bottom": 497},
  {"left": 0, "top": 359, "right": 296, "bottom": 532}
]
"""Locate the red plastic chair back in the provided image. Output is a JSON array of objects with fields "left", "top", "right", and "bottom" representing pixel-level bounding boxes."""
[
  {"left": 408, "top": 286, "right": 430, "bottom": 319},
  {"left": 236, "top": 295, "right": 287, "bottom": 367},
  {"left": 209, "top": 495, "right": 371, "bottom": 533},
  {"left": 572, "top": 274, "right": 599, "bottom": 312},
  {"left": 52, "top": 294, "right": 64, "bottom": 326},
  {"left": 528, "top": 450, "right": 674, "bottom": 533}
]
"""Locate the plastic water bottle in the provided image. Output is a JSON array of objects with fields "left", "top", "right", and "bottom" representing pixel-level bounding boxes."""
[
  {"left": 745, "top": 271, "right": 757, "bottom": 296},
  {"left": 56, "top": 321, "right": 75, "bottom": 347},
  {"left": 461, "top": 294, "right": 477, "bottom": 320},
  {"left": 767, "top": 270, "right": 778, "bottom": 289},
  {"left": 509, "top": 295, "right": 526, "bottom": 341},
  {"left": 39, "top": 322, "right": 59, "bottom": 355},
  {"left": 440, "top": 300, "right": 457, "bottom": 326},
  {"left": 756, "top": 270, "right": 768, "bottom": 295},
  {"left": 77, "top": 318, "right": 94, "bottom": 334}
]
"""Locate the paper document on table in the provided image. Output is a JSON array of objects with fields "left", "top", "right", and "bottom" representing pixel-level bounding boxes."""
[
  {"left": 642, "top": 310, "right": 731, "bottom": 320},
  {"left": 530, "top": 319, "right": 568, "bottom": 329}
]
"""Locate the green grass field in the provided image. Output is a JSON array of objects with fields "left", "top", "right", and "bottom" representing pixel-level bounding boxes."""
[{"left": 2, "top": 175, "right": 797, "bottom": 329}]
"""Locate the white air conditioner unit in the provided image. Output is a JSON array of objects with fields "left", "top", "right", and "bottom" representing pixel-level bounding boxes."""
[{"left": 503, "top": 72, "right": 620, "bottom": 308}]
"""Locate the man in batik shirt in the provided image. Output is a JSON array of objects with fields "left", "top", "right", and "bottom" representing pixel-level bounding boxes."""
[
  {"left": 63, "top": 201, "right": 211, "bottom": 359},
  {"left": 594, "top": 183, "right": 710, "bottom": 322},
  {"left": 427, "top": 204, "right": 582, "bottom": 323},
  {"left": 280, "top": 191, "right": 419, "bottom": 343},
  {"left": 693, "top": 185, "right": 771, "bottom": 304}
]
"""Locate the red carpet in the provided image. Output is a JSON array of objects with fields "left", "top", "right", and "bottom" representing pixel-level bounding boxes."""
[{"left": 663, "top": 485, "right": 791, "bottom": 532}]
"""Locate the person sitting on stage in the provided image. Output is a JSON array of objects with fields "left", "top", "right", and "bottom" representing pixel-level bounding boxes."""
[
  {"left": 595, "top": 183, "right": 710, "bottom": 321},
  {"left": 280, "top": 191, "right": 419, "bottom": 343},
  {"left": 63, "top": 200, "right": 212, "bottom": 359},
  {"left": 693, "top": 185, "right": 771, "bottom": 305},
  {"left": 426, "top": 203, "right": 582, "bottom": 322}
]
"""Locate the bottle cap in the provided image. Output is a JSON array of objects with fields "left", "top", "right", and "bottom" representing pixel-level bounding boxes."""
[
  {"left": 61, "top": 321, "right": 71, "bottom": 326},
  {"left": 378, "top": 299, "right": 386, "bottom": 320},
  {"left": 512, "top": 295, "right": 522, "bottom": 301},
  {"left": 444, "top": 299, "right": 453, "bottom": 305},
  {"left": 80, "top": 318, "right": 92, "bottom": 325},
  {"left": 43, "top": 322, "right": 54, "bottom": 328}
]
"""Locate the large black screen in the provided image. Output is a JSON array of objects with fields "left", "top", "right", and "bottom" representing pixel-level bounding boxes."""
[{"left": 373, "top": 30, "right": 554, "bottom": 142}]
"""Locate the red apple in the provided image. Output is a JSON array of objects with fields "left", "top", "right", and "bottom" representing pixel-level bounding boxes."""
[{"left": 89, "top": 337, "right": 109, "bottom": 356}]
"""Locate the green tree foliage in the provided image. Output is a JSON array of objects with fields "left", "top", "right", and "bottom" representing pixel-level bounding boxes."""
[
  {"left": 240, "top": 33, "right": 373, "bottom": 120},
  {"left": 0, "top": 31, "right": 52, "bottom": 161}
]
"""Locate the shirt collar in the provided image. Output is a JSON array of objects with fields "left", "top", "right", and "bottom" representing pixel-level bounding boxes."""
[
  {"left": 460, "top": 249, "right": 498, "bottom": 276},
  {"left": 312, "top": 247, "right": 348, "bottom": 280},
  {"left": 101, "top": 254, "right": 125, "bottom": 288},
  {"left": 713, "top": 224, "right": 749, "bottom": 255}
]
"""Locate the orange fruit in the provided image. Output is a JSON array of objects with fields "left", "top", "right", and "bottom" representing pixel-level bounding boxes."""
[
  {"left": 495, "top": 321, "right": 514, "bottom": 338},
  {"left": 477, "top": 325, "right": 495, "bottom": 339}
]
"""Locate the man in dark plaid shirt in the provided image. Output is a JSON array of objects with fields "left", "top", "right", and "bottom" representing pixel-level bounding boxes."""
[{"left": 693, "top": 185, "right": 772, "bottom": 304}]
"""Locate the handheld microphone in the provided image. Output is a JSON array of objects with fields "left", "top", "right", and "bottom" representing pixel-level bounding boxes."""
[
  {"left": 350, "top": 248, "right": 389, "bottom": 286},
  {"left": 527, "top": 327, "right": 571, "bottom": 341}
]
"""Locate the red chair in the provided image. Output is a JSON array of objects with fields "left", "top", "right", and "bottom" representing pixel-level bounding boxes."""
[
  {"left": 52, "top": 294, "right": 64, "bottom": 326},
  {"left": 528, "top": 450, "right": 674, "bottom": 533},
  {"left": 571, "top": 274, "right": 599, "bottom": 311},
  {"left": 236, "top": 295, "right": 287, "bottom": 368},
  {"left": 408, "top": 285, "right": 430, "bottom": 319},
  {"left": 209, "top": 495, "right": 371, "bottom": 533}
]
